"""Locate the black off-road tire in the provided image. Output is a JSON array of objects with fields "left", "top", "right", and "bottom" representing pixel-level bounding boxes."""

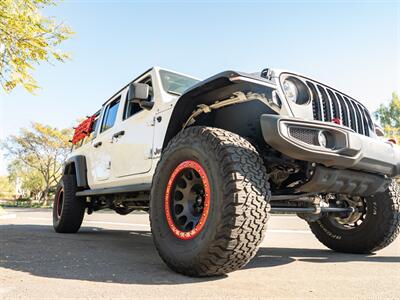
[
  {"left": 53, "top": 175, "right": 86, "bottom": 233},
  {"left": 150, "top": 126, "right": 271, "bottom": 277},
  {"left": 309, "top": 180, "right": 400, "bottom": 253}
]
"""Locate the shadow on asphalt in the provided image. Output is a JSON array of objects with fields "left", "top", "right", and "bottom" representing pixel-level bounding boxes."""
[
  {"left": 1, "top": 224, "right": 399, "bottom": 284},
  {"left": 0, "top": 224, "right": 224, "bottom": 284},
  {"left": 247, "top": 246, "right": 400, "bottom": 269}
]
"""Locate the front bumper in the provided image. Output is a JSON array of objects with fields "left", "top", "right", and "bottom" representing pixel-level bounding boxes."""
[{"left": 260, "top": 114, "right": 400, "bottom": 177}]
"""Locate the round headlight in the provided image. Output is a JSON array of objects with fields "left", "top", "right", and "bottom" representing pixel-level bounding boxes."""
[
  {"left": 283, "top": 79, "right": 298, "bottom": 103},
  {"left": 282, "top": 76, "right": 311, "bottom": 105}
]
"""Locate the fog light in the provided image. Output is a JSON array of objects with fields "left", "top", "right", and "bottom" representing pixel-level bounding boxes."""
[{"left": 318, "top": 131, "right": 328, "bottom": 148}]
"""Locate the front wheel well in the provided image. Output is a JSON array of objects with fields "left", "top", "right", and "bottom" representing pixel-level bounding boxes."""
[
  {"left": 161, "top": 71, "right": 279, "bottom": 151},
  {"left": 163, "top": 98, "right": 277, "bottom": 153},
  {"left": 64, "top": 162, "right": 76, "bottom": 176},
  {"left": 63, "top": 156, "right": 88, "bottom": 189}
]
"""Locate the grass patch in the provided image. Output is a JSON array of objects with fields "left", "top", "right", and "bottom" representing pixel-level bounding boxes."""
[{"left": 0, "top": 199, "right": 51, "bottom": 208}]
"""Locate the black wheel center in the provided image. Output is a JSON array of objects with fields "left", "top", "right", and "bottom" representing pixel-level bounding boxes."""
[
  {"left": 330, "top": 196, "right": 367, "bottom": 229},
  {"left": 170, "top": 169, "right": 206, "bottom": 232}
]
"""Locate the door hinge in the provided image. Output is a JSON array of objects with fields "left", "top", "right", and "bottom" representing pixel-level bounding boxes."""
[{"left": 148, "top": 116, "right": 156, "bottom": 127}]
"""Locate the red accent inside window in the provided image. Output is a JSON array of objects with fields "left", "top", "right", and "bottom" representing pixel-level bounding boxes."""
[{"left": 72, "top": 115, "right": 96, "bottom": 145}]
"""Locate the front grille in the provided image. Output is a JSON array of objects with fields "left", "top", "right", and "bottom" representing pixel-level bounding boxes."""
[{"left": 306, "top": 81, "right": 373, "bottom": 136}]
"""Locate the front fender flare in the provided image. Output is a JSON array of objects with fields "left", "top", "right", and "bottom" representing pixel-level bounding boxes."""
[{"left": 162, "top": 70, "right": 277, "bottom": 149}]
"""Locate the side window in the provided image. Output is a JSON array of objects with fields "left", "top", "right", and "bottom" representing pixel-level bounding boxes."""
[
  {"left": 91, "top": 116, "right": 99, "bottom": 139},
  {"left": 124, "top": 77, "right": 153, "bottom": 120},
  {"left": 101, "top": 98, "right": 120, "bottom": 133}
]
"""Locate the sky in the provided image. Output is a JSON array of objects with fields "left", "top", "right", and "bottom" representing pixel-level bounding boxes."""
[{"left": 0, "top": 0, "right": 399, "bottom": 175}]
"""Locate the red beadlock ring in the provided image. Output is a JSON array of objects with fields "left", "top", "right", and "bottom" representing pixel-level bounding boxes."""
[
  {"left": 56, "top": 188, "right": 64, "bottom": 219},
  {"left": 164, "top": 160, "right": 211, "bottom": 240}
]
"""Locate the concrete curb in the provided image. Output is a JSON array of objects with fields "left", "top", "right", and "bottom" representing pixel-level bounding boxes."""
[{"left": 0, "top": 207, "right": 16, "bottom": 220}]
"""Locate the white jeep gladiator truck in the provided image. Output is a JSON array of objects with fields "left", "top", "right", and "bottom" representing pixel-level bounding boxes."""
[{"left": 53, "top": 67, "right": 400, "bottom": 277}]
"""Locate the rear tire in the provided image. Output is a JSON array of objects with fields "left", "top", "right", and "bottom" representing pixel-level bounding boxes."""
[
  {"left": 150, "top": 126, "right": 271, "bottom": 277},
  {"left": 53, "top": 175, "right": 86, "bottom": 233},
  {"left": 309, "top": 180, "right": 400, "bottom": 253}
]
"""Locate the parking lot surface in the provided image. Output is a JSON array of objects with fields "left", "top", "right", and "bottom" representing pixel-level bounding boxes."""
[{"left": 1, "top": 208, "right": 399, "bottom": 299}]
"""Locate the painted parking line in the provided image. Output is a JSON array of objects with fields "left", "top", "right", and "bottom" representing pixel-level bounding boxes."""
[
  {"left": 0, "top": 214, "right": 17, "bottom": 220},
  {"left": 267, "top": 229, "right": 311, "bottom": 234},
  {"left": 83, "top": 220, "right": 150, "bottom": 227},
  {"left": 25, "top": 217, "right": 311, "bottom": 234},
  {"left": 27, "top": 217, "right": 149, "bottom": 227}
]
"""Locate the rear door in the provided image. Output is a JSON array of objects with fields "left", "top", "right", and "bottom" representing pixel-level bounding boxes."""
[{"left": 88, "top": 96, "right": 121, "bottom": 184}]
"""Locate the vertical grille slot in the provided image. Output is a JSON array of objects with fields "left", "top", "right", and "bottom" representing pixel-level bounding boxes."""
[
  {"left": 317, "top": 85, "right": 332, "bottom": 122},
  {"left": 356, "top": 103, "right": 370, "bottom": 136},
  {"left": 351, "top": 99, "right": 363, "bottom": 134},
  {"left": 346, "top": 98, "right": 359, "bottom": 133},
  {"left": 343, "top": 96, "right": 357, "bottom": 132},
  {"left": 364, "top": 107, "right": 374, "bottom": 130},
  {"left": 335, "top": 93, "right": 350, "bottom": 127},
  {"left": 327, "top": 89, "right": 341, "bottom": 120},
  {"left": 307, "top": 82, "right": 323, "bottom": 121}
]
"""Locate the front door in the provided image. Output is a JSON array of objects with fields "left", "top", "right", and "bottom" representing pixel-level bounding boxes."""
[{"left": 111, "top": 76, "right": 155, "bottom": 178}]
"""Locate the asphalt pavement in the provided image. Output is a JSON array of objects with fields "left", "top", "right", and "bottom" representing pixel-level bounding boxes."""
[{"left": 0, "top": 208, "right": 399, "bottom": 299}]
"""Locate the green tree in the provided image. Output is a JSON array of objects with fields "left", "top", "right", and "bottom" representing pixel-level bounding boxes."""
[
  {"left": 374, "top": 92, "right": 400, "bottom": 140},
  {"left": 3, "top": 122, "right": 72, "bottom": 201},
  {"left": 8, "top": 159, "right": 44, "bottom": 199},
  {"left": 0, "top": 0, "right": 73, "bottom": 93},
  {"left": 0, "top": 175, "right": 14, "bottom": 198}
]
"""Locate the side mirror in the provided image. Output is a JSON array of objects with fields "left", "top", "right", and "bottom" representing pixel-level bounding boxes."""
[
  {"left": 140, "top": 101, "right": 154, "bottom": 110},
  {"left": 127, "top": 83, "right": 149, "bottom": 102}
]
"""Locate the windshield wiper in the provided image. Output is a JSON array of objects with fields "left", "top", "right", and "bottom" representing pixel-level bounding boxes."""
[{"left": 167, "top": 90, "right": 181, "bottom": 96}]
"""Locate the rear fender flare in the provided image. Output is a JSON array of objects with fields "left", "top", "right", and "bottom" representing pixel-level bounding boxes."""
[{"left": 63, "top": 155, "right": 88, "bottom": 189}]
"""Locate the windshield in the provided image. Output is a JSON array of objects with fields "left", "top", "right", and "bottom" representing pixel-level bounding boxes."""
[{"left": 159, "top": 70, "right": 200, "bottom": 95}]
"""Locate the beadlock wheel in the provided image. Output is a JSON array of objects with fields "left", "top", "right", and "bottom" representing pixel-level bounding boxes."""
[
  {"left": 164, "top": 160, "right": 211, "bottom": 240},
  {"left": 56, "top": 188, "right": 64, "bottom": 219},
  {"left": 308, "top": 180, "right": 400, "bottom": 253},
  {"left": 150, "top": 126, "right": 270, "bottom": 277},
  {"left": 53, "top": 175, "right": 85, "bottom": 233}
]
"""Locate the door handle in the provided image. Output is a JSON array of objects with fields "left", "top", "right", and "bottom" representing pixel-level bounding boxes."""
[
  {"left": 112, "top": 130, "right": 125, "bottom": 139},
  {"left": 93, "top": 141, "right": 102, "bottom": 148}
]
